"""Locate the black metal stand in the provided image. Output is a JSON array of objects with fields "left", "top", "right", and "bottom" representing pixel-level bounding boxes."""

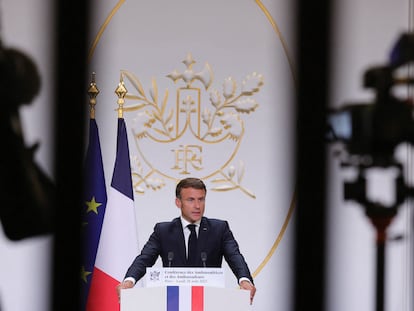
[
  {"left": 345, "top": 165, "right": 403, "bottom": 311},
  {"left": 369, "top": 215, "right": 394, "bottom": 311}
]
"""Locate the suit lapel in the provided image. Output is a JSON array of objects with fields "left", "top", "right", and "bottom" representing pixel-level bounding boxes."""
[
  {"left": 172, "top": 218, "right": 187, "bottom": 264},
  {"left": 197, "top": 217, "right": 209, "bottom": 252}
]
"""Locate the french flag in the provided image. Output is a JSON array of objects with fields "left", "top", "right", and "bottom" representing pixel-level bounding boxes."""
[
  {"left": 167, "top": 286, "right": 204, "bottom": 311},
  {"left": 87, "top": 117, "right": 139, "bottom": 311}
]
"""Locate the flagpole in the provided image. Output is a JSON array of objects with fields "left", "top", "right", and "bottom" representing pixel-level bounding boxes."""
[
  {"left": 115, "top": 74, "right": 127, "bottom": 118},
  {"left": 88, "top": 72, "right": 99, "bottom": 119}
]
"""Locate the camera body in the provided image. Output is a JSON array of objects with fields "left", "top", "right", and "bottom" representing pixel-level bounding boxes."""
[
  {"left": 328, "top": 65, "right": 414, "bottom": 166},
  {"left": 327, "top": 32, "right": 414, "bottom": 212}
]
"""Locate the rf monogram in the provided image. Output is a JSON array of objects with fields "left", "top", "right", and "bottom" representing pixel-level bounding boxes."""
[{"left": 171, "top": 145, "right": 203, "bottom": 174}]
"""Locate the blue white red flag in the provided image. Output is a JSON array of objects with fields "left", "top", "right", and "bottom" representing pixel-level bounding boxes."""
[
  {"left": 167, "top": 286, "right": 204, "bottom": 311},
  {"left": 87, "top": 118, "right": 139, "bottom": 311}
]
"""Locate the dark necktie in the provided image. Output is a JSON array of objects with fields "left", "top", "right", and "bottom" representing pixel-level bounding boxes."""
[{"left": 187, "top": 224, "right": 197, "bottom": 266}]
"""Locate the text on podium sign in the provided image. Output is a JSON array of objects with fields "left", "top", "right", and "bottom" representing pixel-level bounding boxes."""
[{"left": 145, "top": 267, "right": 225, "bottom": 287}]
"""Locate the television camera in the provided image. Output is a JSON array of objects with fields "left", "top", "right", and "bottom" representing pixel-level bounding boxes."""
[
  {"left": 328, "top": 32, "right": 414, "bottom": 215},
  {"left": 327, "top": 32, "right": 414, "bottom": 311}
]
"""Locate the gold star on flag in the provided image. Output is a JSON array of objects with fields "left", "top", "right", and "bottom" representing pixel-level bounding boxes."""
[
  {"left": 81, "top": 265, "right": 92, "bottom": 283},
  {"left": 85, "top": 196, "right": 102, "bottom": 214}
]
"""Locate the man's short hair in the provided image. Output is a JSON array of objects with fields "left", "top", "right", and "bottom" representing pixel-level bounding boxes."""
[{"left": 175, "top": 178, "right": 206, "bottom": 199}]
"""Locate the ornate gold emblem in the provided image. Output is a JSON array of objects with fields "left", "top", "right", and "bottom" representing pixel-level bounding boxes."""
[{"left": 121, "top": 53, "right": 264, "bottom": 198}]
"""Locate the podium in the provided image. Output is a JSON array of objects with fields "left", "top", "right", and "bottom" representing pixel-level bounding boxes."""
[
  {"left": 121, "top": 286, "right": 250, "bottom": 311},
  {"left": 120, "top": 268, "right": 251, "bottom": 311}
]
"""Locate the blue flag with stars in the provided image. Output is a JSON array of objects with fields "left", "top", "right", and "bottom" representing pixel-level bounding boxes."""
[{"left": 80, "top": 118, "right": 107, "bottom": 310}]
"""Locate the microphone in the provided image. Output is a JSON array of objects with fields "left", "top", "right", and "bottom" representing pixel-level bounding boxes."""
[
  {"left": 168, "top": 251, "right": 174, "bottom": 267},
  {"left": 201, "top": 252, "right": 207, "bottom": 268}
]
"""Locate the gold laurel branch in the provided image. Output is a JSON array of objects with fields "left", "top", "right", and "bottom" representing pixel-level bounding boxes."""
[
  {"left": 187, "top": 114, "right": 226, "bottom": 142},
  {"left": 192, "top": 126, "right": 238, "bottom": 144},
  {"left": 211, "top": 168, "right": 256, "bottom": 199},
  {"left": 152, "top": 127, "right": 174, "bottom": 138},
  {"left": 132, "top": 168, "right": 166, "bottom": 194},
  {"left": 138, "top": 130, "right": 175, "bottom": 143},
  {"left": 202, "top": 73, "right": 261, "bottom": 140},
  {"left": 211, "top": 182, "right": 256, "bottom": 199},
  {"left": 202, "top": 96, "right": 241, "bottom": 140},
  {"left": 122, "top": 102, "right": 147, "bottom": 112},
  {"left": 201, "top": 111, "right": 243, "bottom": 141},
  {"left": 121, "top": 70, "right": 156, "bottom": 106},
  {"left": 122, "top": 70, "right": 174, "bottom": 139},
  {"left": 132, "top": 124, "right": 176, "bottom": 143},
  {"left": 131, "top": 156, "right": 146, "bottom": 194},
  {"left": 121, "top": 70, "right": 146, "bottom": 99},
  {"left": 225, "top": 99, "right": 259, "bottom": 114},
  {"left": 132, "top": 172, "right": 146, "bottom": 194}
]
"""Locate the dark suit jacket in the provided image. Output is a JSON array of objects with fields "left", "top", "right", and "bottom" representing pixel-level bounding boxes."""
[{"left": 124, "top": 217, "right": 253, "bottom": 284}]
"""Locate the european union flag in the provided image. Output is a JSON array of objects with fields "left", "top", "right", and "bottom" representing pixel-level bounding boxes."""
[{"left": 80, "top": 118, "right": 107, "bottom": 310}]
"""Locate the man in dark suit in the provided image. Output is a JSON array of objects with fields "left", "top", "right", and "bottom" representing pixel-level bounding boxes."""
[{"left": 116, "top": 177, "right": 256, "bottom": 303}]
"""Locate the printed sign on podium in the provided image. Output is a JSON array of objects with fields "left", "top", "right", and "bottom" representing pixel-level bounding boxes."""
[{"left": 145, "top": 267, "right": 225, "bottom": 287}]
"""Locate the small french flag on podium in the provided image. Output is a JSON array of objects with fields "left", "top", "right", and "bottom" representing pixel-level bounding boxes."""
[{"left": 167, "top": 286, "right": 204, "bottom": 311}]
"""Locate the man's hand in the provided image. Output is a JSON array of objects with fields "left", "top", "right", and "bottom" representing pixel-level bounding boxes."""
[
  {"left": 116, "top": 280, "right": 134, "bottom": 301},
  {"left": 239, "top": 280, "right": 256, "bottom": 304}
]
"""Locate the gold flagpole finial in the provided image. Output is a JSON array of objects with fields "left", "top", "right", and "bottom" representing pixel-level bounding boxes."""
[
  {"left": 115, "top": 73, "right": 128, "bottom": 118},
  {"left": 87, "top": 72, "right": 100, "bottom": 119}
]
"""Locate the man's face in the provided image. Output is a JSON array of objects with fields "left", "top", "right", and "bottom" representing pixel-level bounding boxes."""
[{"left": 176, "top": 187, "right": 206, "bottom": 223}]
